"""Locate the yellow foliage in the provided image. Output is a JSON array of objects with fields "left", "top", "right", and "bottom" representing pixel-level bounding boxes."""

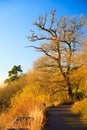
[
  {"left": 0, "top": 84, "right": 49, "bottom": 129},
  {"left": 71, "top": 98, "right": 87, "bottom": 122}
]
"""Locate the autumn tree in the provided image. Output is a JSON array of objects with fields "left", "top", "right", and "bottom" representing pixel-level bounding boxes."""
[
  {"left": 33, "top": 56, "right": 66, "bottom": 95},
  {"left": 28, "top": 10, "right": 87, "bottom": 101},
  {"left": 33, "top": 56, "right": 69, "bottom": 104}
]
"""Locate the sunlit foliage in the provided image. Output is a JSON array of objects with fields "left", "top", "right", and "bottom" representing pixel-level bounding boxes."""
[
  {"left": 71, "top": 98, "right": 87, "bottom": 123},
  {"left": 0, "top": 74, "right": 27, "bottom": 108},
  {"left": 0, "top": 84, "right": 49, "bottom": 129}
]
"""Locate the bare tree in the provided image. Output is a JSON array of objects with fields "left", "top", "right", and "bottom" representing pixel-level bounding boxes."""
[{"left": 27, "top": 10, "right": 87, "bottom": 101}]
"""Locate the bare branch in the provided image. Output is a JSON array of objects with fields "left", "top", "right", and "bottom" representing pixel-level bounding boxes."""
[
  {"left": 49, "top": 9, "right": 56, "bottom": 29},
  {"left": 27, "top": 35, "right": 54, "bottom": 42},
  {"left": 28, "top": 45, "right": 58, "bottom": 61}
]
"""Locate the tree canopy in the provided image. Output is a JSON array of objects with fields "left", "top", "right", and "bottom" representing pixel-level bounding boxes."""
[{"left": 5, "top": 65, "right": 23, "bottom": 83}]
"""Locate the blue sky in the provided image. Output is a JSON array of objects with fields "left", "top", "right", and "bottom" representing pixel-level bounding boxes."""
[{"left": 0, "top": 0, "right": 87, "bottom": 83}]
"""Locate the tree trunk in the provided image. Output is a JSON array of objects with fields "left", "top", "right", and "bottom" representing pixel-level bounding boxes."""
[
  {"left": 65, "top": 75, "right": 73, "bottom": 102},
  {"left": 68, "top": 85, "right": 73, "bottom": 101}
]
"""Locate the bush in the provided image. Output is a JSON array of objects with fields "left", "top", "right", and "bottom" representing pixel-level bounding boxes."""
[
  {"left": 0, "top": 84, "right": 49, "bottom": 130},
  {"left": 71, "top": 98, "right": 87, "bottom": 122}
]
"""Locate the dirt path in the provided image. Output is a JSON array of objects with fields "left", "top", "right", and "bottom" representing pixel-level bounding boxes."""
[{"left": 43, "top": 105, "right": 87, "bottom": 130}]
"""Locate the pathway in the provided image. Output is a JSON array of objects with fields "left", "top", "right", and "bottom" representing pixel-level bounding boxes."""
[{"left": 43, "top": 105, "right": 87, "bottom": 130}]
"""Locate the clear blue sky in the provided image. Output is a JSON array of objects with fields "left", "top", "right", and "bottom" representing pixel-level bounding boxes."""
[{"left": 0, "top": 0, "right": 87, "bottom": 83}]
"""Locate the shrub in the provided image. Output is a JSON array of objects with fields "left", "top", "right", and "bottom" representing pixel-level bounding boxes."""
[
  {"left": 0, "top": 84, "right": 49, "bottom": 130},
  {"left": 71, "top": 98, "right": 87, "bottom": 122}
]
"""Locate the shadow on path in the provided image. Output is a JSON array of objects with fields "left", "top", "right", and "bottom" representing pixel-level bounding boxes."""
[{"left": 43, "top": 105, "right": 87, "bottom": 130}]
